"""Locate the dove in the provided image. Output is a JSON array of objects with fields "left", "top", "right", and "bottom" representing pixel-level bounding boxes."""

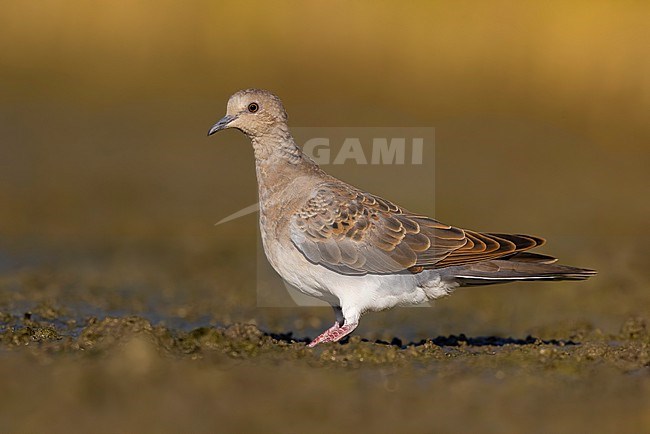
[{"left": 208, "top": 89, "right": 595, "bottom": 347}]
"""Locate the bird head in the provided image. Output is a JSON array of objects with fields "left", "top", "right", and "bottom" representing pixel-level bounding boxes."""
[{"left": 208, "top": 89, "right": 288, "bottom": 138}]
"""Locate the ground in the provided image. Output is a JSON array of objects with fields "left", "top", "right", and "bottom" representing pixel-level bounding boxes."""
[{"left": 1, "top": 240, "right": 649, "bottom": 433}]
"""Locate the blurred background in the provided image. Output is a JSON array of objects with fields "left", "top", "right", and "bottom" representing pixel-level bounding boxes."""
[
  {"left": 0, "top": 1, "right": 649, "bottom": 432},
  {"left": 1, "top": 0, "right": 647, "bottom": 334}
]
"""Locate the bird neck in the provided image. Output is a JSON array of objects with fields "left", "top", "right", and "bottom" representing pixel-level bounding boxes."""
[
  {"left": 251, "top": 126, "right": 323, "bottom": 214},
  {"left": 250, "top": 124, "right": 302, "bottom": 164}
]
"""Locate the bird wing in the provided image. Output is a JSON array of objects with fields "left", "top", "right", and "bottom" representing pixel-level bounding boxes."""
[{"left": 289, "top": 182, "right": 544, "bottom": 275}]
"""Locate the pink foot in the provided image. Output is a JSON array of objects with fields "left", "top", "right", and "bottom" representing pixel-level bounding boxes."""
[{"left": 308, "top": 322, "right": 358, "bottom": 348}]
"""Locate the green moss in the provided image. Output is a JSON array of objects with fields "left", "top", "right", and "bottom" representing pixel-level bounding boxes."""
[{"left": 2, "top": 306, "right": 650, "bottom": 375}]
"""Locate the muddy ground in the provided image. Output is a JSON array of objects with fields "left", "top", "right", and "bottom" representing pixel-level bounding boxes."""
[{"left": 1, "top": 234, "right": 649, "bottom": 433}]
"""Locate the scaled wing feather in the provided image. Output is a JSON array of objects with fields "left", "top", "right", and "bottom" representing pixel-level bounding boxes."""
[{"left": 290, "top": 183, "right": 546, "bottom": 275}]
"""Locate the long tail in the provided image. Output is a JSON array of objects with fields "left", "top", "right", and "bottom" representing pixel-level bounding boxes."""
[{"left": 449, "top": 252, "right": 596, "bottom": 286}]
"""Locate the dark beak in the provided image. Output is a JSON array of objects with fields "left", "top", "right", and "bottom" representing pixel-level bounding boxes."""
[{"left": 207, "top": 114, "right": 237, "bottom": 136}]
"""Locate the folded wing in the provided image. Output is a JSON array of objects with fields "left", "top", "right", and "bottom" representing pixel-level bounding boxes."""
[{"left": 290, "top": 182, "right": 545, "bottom": 275}]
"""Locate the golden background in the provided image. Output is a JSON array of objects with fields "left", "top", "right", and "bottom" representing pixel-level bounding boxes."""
[{"left": 0, "top": 1, "right": 649, "bottom": 432}]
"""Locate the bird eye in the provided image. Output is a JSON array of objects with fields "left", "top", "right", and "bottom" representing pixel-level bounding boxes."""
[{"left": 247, "top": 102, "right": 259, "bottom": 113}]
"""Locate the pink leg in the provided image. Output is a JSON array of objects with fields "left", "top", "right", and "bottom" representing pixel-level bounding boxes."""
[{"left": 307, "top": 322, "right": 358, "bottom": 348}]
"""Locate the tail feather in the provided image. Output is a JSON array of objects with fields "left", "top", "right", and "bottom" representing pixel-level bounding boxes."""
[
  {"left": 501, "top": 251, "right": 558, "bottom": 264},
  {"left": 451, "top": 256, "right": 596, "bottom": 286}
]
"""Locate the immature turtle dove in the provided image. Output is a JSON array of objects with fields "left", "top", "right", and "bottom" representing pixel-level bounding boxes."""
[{"left": 208, "top": 89, "right": 595, "bottom": 347}]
